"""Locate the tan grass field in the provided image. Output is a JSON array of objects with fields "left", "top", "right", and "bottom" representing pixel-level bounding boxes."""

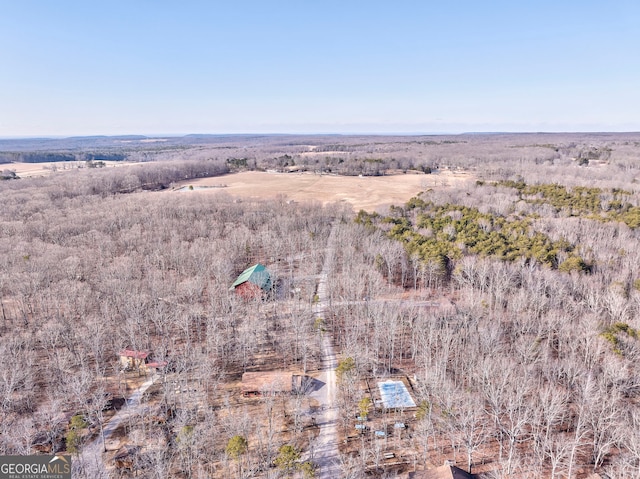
[
  {"left": 174, "top": 170, "right": 473, "bottom": 212},
  {"left": 7, "top": 161, "right": 140, "bottom": 178}
]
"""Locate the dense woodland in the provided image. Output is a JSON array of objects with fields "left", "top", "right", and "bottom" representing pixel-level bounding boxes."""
[{"left": 1, "top": 134, "right": 640, "bottom": 478}]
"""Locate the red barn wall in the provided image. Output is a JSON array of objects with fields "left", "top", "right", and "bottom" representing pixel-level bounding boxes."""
[{"left": 235, "top": 282, "right": 263, "bottom": 299}]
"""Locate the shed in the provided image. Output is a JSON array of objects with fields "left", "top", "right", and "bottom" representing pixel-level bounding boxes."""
[
  {"left": 230, "top": 264, "right": 272, "bottom": 299},
  {"left": 409, "top": 464, "right": 476, "bottom": 479},
  {"left": 241, "top": 371, "right": 300, "bottom": 397}
]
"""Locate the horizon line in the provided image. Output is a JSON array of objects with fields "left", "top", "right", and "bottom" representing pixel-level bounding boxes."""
[{"left": 2, "top": 130, "right": 640, "bottom": 141}]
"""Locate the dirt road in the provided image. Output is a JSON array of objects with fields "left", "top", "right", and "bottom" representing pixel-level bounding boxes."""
[{"left": 307, "top": 224, "right": 341, "bottom": 478}]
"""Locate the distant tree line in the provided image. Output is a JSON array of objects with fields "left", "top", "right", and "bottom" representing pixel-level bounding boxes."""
[
  {"left": 0, "top": 151, "right": 131, "bottom": 163},
  {"left": 0, "top": 158, "right": 229, "bottom": 198}
]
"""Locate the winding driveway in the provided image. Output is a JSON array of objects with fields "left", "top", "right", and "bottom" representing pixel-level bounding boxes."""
[{"left": 75, "top": 375, "right": 158, "bottom": 478}]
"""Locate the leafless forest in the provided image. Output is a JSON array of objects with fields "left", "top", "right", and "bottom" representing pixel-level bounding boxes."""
[{"left": 1, "top": 133, "right": 640, "bottom": 478}]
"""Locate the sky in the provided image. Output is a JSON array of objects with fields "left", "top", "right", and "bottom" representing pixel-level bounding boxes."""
[{"left": 1, "top": 1, "right": 639, "bottom": 136}]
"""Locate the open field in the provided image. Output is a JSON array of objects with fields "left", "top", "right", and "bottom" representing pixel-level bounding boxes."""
[
  {"left": 5, "top": 160, "right": 141, "bottom": 177},
  {"left": 173, "top": 170, "right": 473, "bottom": 212}
]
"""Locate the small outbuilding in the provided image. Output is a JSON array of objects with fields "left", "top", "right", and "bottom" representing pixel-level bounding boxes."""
[
  {"left": 241, "top": 371, "right": 301, "bottom": 397},
  {"left": 230, "top": 263, "right": 272, "bottom": 299},
  {"left": 409, "top": 464, "right": 476, "bottom": 479},
  {"left": 119, "top": 350, "right": 167, "bottom": 374}
]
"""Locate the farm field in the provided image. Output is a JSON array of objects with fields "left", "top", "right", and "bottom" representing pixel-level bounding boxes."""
[
  {"left": 174, "top": 170, "right": 473, "bottom": 212},
  {"left": 7, "top": 160, "right": 140, "bottom": 177}
]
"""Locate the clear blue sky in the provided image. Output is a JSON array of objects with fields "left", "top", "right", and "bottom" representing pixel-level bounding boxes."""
[{"left": 1, "top": 1, "right": 638, "bottom": 136}]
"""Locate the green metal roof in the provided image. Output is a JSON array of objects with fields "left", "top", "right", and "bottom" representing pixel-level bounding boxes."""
[{"left": 230, "top": 263, "right": 272, "bottom": 291}]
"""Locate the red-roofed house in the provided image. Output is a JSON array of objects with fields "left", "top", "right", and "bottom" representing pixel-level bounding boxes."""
[{"left": 119, "top": 350, "right": 148, "bottom": 372}]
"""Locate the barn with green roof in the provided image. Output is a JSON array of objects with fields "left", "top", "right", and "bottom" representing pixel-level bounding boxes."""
[{"left": 230, "top": 263, "right": 272, "bottom": 299}]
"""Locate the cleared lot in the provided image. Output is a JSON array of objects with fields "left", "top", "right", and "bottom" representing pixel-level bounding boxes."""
[
  {"left": 174, "top": 170, "right": 472, "bottom": 212},
  {"left": 6, "top": 160, "right": 139, "bottom": 177}
]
